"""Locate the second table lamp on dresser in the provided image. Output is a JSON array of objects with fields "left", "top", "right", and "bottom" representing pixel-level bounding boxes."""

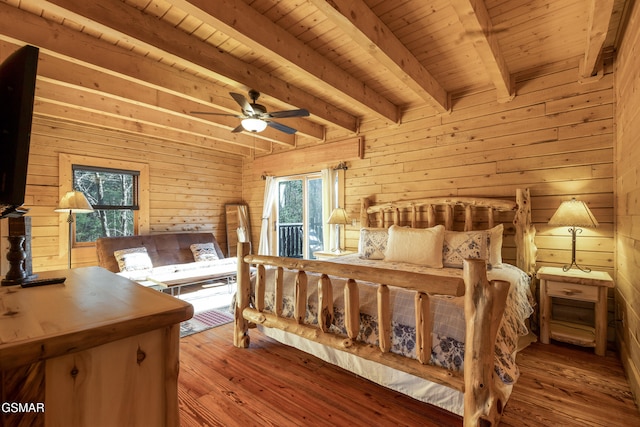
[{"left": 548, "top": 197, "right": 598, "bottom": 273}]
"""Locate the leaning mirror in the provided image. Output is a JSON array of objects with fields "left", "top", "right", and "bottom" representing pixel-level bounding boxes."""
[{"left": 225, "top": 203, "right": 251, "bottom": 257}]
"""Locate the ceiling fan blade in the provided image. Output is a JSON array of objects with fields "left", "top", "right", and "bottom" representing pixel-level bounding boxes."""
[
  {"left": 267, "top": 120, "right": 297, "bottom": 134},
  {"left": 231, "top": 124, "right": 245, "bottom": 133},
  {"left": 268, "top": 109, "right": 309, "bottom": 119},
  {"left": 230, "top": 92, "right": 254, "bottom": 115}
]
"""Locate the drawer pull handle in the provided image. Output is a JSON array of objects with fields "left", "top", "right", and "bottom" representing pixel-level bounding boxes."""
[{"left": 561, "top": 288, "right": 582, "bottom": 296}]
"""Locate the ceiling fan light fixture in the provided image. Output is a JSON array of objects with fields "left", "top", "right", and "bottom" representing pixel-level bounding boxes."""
[{"left": 241, "top": 117, "right": 267, "bottom": 132}]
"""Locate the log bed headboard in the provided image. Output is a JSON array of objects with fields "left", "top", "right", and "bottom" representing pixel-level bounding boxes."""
[{"left": 359, "top": 188, "right": 537, "bottom": 277}]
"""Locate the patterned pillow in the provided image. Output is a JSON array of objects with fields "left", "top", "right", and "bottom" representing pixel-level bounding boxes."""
[
  {"left": 113, "top": 247, "right": 153, "bottom": 272},
  {"left": 358, "top": 228, "right": 388, "bottom": 260},
  {"left": 384, "top": 224, "right": 445, "bottom": 267},
  {"left": 190, "top": 242, "right": 220, "bottom": 262},
  {"left": 442, "top": 230, "right": 491, "bottom": 269}
]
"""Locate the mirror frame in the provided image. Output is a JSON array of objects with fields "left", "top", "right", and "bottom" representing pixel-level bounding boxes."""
[{"left": 225, "top": 203, "right": 251, "bottom": 257}]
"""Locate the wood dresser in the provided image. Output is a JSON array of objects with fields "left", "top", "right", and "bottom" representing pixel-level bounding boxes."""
[{"left": 0, "top": 266, "right": 193, "bottom": 427}]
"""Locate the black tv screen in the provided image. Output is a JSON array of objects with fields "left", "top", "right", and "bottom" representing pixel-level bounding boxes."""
[{"left": 0, "top": 45, "right": 39, "bottom": 217}]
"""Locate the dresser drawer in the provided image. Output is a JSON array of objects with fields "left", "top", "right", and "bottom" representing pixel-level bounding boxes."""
[{"left": 546, "top": 280, "right": 599, "bottom": 302}]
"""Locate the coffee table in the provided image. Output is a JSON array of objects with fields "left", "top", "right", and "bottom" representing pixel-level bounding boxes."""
[{"left": 146, "top": 265, "right": 237, "bottom": 296}]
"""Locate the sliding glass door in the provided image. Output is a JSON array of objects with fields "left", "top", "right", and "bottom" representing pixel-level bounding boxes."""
[{"left": 277, "top": 174, "right": 324, "bottom": 259}]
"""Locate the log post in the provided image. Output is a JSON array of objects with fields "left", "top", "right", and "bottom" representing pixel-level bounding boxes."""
[
  {"left": 514, "top": 188, "right": 537, "bottom": 277},
  {"left": 294, "top": 271, "right": 307, "bottom": 324},
  {"left": 487, "top": 208, "right": 495, "bottom": 229},
  {"left": 427, "top": 205, "right": 436, "bottom": 227},
  {"left": 463, "top": 259, "right": 510, "bottom": 427},
  {"left": 344, "top": 279, "right": 359, "bottom": 339},
  {"left": 464, "top": 205, "right": 473, "bottom": 231},
  {"left": 360, "top": 197, "right": 371, "bottom": 228},
  {"left": 415, "top": 291, "right": 431, "bottom": 364},
  {"left": 377, "top": 284, "right": 391, "bottom": 352},
  {"left": 411, "top": 204, "right": 417, "bottom": 228},
  {"left": 445, "top": 205, "right": 454, "bottom": 230},
  {"left": 318, "top": 274, "right": 333, "bottom": 332},
  {"left": 275, "top": 266, "right": 284, "bottom": 317},
  {"left": 256, "top": 264, "right": 266, "bottom": 312},
  {"left": 234, "top": 242, "right": 251, "bottom": 348}
]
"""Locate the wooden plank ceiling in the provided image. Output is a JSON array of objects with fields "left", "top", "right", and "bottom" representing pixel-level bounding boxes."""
[{"left": 0, "top": 0, "right": 629, "bottom": 157}]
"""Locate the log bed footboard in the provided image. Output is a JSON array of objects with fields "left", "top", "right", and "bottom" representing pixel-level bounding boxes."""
[{"left": 234, "top": 242, "right": 510, "bottom": 427}]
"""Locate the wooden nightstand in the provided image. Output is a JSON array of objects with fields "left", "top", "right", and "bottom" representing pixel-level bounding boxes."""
[
  {"left": 313, "top": 250, "right": 356, "bottom": 260},
  {"left": 536, "top": 266, "right": 614, "bottom": 356}
]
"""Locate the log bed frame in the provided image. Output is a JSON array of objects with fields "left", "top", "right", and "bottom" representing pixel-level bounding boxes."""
[{"left": 234, "top": 188, "right": 537, "bottom": 426}]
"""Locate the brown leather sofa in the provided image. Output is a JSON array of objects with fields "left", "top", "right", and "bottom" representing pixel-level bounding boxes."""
[{"left": 96, "top": 232, "right": 226, "bottom": 273}]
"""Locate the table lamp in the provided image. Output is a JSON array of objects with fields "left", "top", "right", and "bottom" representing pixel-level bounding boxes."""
[
  {"left": 548, "top": 197, "right": 598, "bottom": 272},
  {"left": 55, "top": 190, "right": 93, "bottom": 269},
  {"left": 327, "top": 207, "right": 350, "bottom": 253}
]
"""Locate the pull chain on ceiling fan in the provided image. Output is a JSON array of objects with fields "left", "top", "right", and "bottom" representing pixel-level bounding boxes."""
[{"left": 191, "top": 90, "right": 309, "bottom": 134}]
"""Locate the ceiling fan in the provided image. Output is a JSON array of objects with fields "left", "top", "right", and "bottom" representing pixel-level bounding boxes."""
[{"left": 191, "top": 90, "right": 309, "bottom": 134}]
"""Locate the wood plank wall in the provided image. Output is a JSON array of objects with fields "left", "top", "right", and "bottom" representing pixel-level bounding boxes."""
[
  {"left": 243, "top": 57, "right": 616, "bottom": 334},
  {"left": 614, "top": 0, "right": 640, "bottom": 407},
  {"left": 14, "top": 118, "right": 243, "bottom": 273}
]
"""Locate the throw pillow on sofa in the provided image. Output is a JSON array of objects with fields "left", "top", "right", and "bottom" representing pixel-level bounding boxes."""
[
  {"left": 113, "top": 247, "right": 153, "bottom": 272},
  {"left": 190, "top": 243, "right": 219, "bottom": 262}
]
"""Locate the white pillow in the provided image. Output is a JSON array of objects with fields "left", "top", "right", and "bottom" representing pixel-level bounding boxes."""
[
  {"left": 358, "top": 228, "right": 388, "bottom": 260},
  {"left": 190, "top": 242, "right": 220, "bottom": 262},
  {"left": 113, "top": 247, "right": 153, "bottom": 272},
  {"left": 442, "top": 230, "right": 491, "bottom": 268},
  {"left": 384, "top": 224, "right": 445, "bottom": 267}
]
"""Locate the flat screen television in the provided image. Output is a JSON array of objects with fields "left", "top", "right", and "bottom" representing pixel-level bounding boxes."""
[{"left": 0, "top": 45, "right": 39, "bottom": 219}]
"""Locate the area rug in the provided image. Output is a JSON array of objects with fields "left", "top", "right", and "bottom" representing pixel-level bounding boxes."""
[{"left": 180, "top": 308, "right": 234, "bottom": 338}]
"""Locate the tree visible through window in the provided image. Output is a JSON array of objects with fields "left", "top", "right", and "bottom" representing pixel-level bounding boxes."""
[{"left": 73, "top": 165, "right": 139, "bottom": 243}]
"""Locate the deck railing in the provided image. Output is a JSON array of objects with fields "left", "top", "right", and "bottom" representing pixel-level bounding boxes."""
[{"left": 277, "top": 222, "right": 324, "bottom": 258}]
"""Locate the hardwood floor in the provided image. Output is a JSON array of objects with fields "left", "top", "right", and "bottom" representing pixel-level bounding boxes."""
[{"left": 179, "top": 324, "right": 640, "bottom": 426}]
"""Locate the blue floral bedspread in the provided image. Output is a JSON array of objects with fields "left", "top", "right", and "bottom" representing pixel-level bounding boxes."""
[{"left": 252, "top": 256, "right": 534, "bottom": 384}]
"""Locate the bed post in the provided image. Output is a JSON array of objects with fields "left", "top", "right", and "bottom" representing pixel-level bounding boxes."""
[
  {"left": 234, "top": 241, "right": 251, "bottom": 348},
  {"left": 463, "top": 259, "right": 510, "bottom": 427},
  {"left": 514, "top": 188, "right": 537, "bottom": 277},
  {"left": 360, "top": 197, "right": 371, "bottom": 227}
]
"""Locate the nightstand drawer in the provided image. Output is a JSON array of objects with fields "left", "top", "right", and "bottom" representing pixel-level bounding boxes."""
[{"left": 546, "top": 280, "right": 599, "bottom": 301}]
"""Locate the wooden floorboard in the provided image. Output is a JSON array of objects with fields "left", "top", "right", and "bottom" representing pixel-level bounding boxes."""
[{"left": 179, "top": 324, "right": 640, "bottom": 426}]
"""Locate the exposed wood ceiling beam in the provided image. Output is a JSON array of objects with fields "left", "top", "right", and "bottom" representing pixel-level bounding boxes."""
[
  {"left": 449, "top": 0, "right": 513, "bottom": 102},
  {"left": 581, "top": 0, "right": 616, "bottom": 78},
  {"left": 309, "top": 0, "right": 449, "bottom": 113},
  {"left": 169, "top": 0, "right": 400, "bottom": 124},
  {"left": 42, "top": 0, "right": 359, "bottom": 133}
]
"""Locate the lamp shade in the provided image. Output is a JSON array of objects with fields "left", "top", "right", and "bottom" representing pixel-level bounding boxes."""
[
  {"left": 548, "top": 198, "right": 598, "bottom": 228},
  {"left": 327, "top": 207, "right": 350, "bottom": 225},
  {"left": 241, "top": 118, "right": 268, "bottom": 132},
  {"left": 55, "top": 191, "right": 94, "bottom": 213}
]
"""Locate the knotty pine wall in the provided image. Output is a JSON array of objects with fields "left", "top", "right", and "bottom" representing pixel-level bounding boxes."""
[
  {"left": 17, "top": 118, "right": 243, "bottom": 273},
  {"left": 243, "top": 57, "right": 616, "bottom": 333},
  {"left": 614, "top": 0, "right": 640, "bottom": 406}
]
